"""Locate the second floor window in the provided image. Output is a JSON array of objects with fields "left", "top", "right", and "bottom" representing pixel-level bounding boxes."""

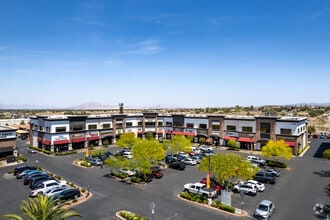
[
  {"left": 242, "top": 126, "right": 252, "bottom": 132},
  {"left": 226, "top": 125, "right": 236, "bottom": 131},
  {"left": 88, "top": 125, "right": 97, "bottom": 130},
  {"left": 55, "top": 127, "right": 66, "bottom": 133},
  {"left": 186, "top": 123, "right": 194, "bottom": 128},
  {"left": 280, "top": 128, "right": 292, "bottom": 135},
  {"left": 199, "top": 124, "right": 207, "bottom": 129}
]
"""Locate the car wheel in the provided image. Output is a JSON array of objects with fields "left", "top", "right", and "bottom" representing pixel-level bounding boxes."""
[
  {"left": 74, "top": 194, "right": 79, "bottom": 199},
  {"left": 266, "top": 180, "right": 270, "bottom": 184},
  {"left": 184, "top": 189, "right": 189, "bottom": 193},
  {"left": 37, "top": 192, "right": 43, "bottom": 196}
]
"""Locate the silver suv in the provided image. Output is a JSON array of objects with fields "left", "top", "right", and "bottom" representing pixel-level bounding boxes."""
[{"left": 232, "top": 183, "right": 257, "bottom": 196}]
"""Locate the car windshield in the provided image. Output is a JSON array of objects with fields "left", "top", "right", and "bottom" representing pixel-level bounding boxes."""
[{"left": 258, "top": 204, "right": 269, "bottom": 211}]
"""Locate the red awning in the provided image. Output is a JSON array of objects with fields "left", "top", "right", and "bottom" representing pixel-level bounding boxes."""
[
  {"left": 285, "top": 141, "right": 295, "bottom": 147},
  {"left": 42, "top": 139, "right": 51, "bottom": 145},
  {"left": 165, "top": 130, "right": 172, "bottom": 134},
  {"left": 137, "top": 131, "right": 143, "bottom": 134},
  {"left": 157, "top": 131, "right": 163, "bottom": 134},
  {"left": 205, "top": 138, "right": 213, "bottom": 143},
  {"left": 87, "top": 136, "right": 99, "bottom": 141},
  {"left": 172, "top": 131, "right": 183, "bottom": 135},
  {"left": 183, "top": 132, "right": 195, "bottom": 136},
  {"left": 224, "top": 136, "right": 238, "bottom": 141},
  {"left": 238, "top": 137, "right": 254, "bottom": 143},
  {"left": 38, "top": 137, "right": 43, "bottom": 142},
  {"left": 54, "top": 139, "right": 70, "bottom": 145},
  {"left": 71, "top": 137, "right": 86, "bottom": 143}
]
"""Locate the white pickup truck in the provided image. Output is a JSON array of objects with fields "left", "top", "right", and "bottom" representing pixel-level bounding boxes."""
[{"left": 183, "top": 182, "right": 217, "bottom": 198}]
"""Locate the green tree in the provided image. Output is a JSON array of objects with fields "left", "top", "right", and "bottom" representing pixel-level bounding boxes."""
[
  {"left": 198, "top": 154, "right": 259, "bottom": 190},
  {"left": 199, "top": 137, "right": 205, "bottom": 145},
  {"left": 3, "top": 194, "right": 82, "bottom": 220},
  {"left": 227, "top": 140, "right": 238, "bottom": 150},
  {"left": 104, "top": 156, "right": 126, "bottom": 173},
  {"left": 261, "top": 140, "right": 293, "bottom": 163},
  {"left": 323, "top": 149, "right": 330, "bottom": 159},
  {"left": 308, "top": 125, "right": 316, "bottom": 135},
  {"left": 145, "top": 131, "right": 154, "bottom": 140},
  {"left": 116, "top": 132, "right": 137, "bottom": 148},
  {"left": 166, "top": 135, "right": 192, "bottom": 154},
  {"left": 132, "top": 139, "right": 165, "bottom": 174}
]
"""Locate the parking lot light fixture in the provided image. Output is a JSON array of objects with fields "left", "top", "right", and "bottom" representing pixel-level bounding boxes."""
[{"left": 35, "top": 160, "right": 38, "bottom": 168}]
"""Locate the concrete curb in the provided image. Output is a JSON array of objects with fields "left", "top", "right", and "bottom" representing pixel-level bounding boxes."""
[{"left": 176, "top": 194, "right": 248, "bottom": 217}]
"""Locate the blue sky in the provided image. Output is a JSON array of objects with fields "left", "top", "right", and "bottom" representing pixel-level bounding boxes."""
[{"left": 0, "top": 0, "right": 329, "bottom": 108}]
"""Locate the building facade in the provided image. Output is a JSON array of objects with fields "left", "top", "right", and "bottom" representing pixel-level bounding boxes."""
[
  {"left": 0, "top": 126, "right": 17, "bottom": 159},
  {"left": 30, "top": 113, "right": 308, "bottom": 155}
]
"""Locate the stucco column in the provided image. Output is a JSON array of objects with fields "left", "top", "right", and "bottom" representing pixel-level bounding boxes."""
[{"left": 68, "top": 143, "right": 73, "bottom": 151}]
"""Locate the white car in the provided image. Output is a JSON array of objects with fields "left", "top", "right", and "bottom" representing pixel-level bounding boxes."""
[
  {"left": 122, "top": 151, "right": 133, "bottom": 159},
  {"left": 247, "top": 156, "right": 266, "bottom": 166},
  {"left": 182, "top": 158, "right": 197, "bottom": 165},
  {"left": 29, "top": 180, "right": 67, "bottom": 197},
  {"left": 119, "top": 168, "right": 136, "bottom": 177},
  {"left": 232, "top": 182, "right": 257, "bottom": 196},
  {"left": 244, "top": 180, "right": 265, "bottom": 192}
]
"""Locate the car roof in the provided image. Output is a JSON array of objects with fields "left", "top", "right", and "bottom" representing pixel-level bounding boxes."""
[{"left": 259, "top": 200, "right": 273, "bottom": 206}]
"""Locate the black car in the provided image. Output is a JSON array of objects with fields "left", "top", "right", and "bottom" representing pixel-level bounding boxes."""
[
  {"left": 53, "top": 188, "right": 81, "bottom": 202},
  {"left": 23, "top": 172, "right": 48, "bottom": 185},
  {"left": 135, "top": 173, "right": 153, "bottom": 182},
  {"left": 14, "top": 165, "right": 36, "bottom": 176},
  {"left": 253, "top": 171, "right": 276, "bottom": 184},
  {"left": 168, "top": 162, "right": 185, "bottom": 170}
]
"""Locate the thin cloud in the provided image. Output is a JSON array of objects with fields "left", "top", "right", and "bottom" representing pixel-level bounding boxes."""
[
  {"left": 72, "top": 17, "right": 105, "bottom": 26},
  {"left": 308, "top": 8, "right": 329, "bottom": 20},
  {"left": 122, "top": 39, "right": 162, "bottom": 55}
]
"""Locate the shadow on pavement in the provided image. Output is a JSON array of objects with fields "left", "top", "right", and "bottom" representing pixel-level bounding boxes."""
[{"left": 313, "top": 142, "right": 330, "bottom": 158}]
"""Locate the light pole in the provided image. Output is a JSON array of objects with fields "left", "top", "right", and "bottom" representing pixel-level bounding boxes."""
[
  {"left": 205, "top": 153, "right": 212, "bottom": 205},
  {"left": 35, "top": 160, "right": 38, "bottom": 168}
]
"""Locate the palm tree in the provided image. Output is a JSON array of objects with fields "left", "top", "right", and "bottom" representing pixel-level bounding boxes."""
[{"left": 3, "top": 194, "right": 82, "bottom": 220}]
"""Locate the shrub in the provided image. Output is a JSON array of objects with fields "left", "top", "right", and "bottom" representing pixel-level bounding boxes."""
[
  {"left": 119, "top": 211, "right": 148, "bottom": 220},
  {"left": 42, "top": 149, "right": 51, "bottom": 155},
  {"left": 81, "top": 188, "right": 86, "bottom": 193},
  {"left": 80, "top": 161, "right": 91, "bottom": 167},
  {"left": 55, "top": 151, "right": 77, "bottom": 156},
  {"left": 266, "top": 160, "right": 287, "bottom": 168},
  {"left": 323, "top": 149, "right": 330, "bottom": 159},
  {"left": 72, "top": 199, "right": 78, "bottom": 203},
  {"left": 8, "top": 170, "right": 13, "bottom": 174},
  {"left": 211, "top": 200, "right": 235, "bottom": 213},
  {"left": 131, "top": 177, "right": 142, "bottom": 183}
]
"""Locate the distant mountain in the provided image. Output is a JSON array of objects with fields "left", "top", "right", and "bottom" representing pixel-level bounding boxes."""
[{"left": 68, "top": 102, "right": 117, "bottom": 110}]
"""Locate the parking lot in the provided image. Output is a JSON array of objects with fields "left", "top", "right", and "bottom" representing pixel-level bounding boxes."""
[{"left": 0, "top": 139, "right": 329, "bottom": 219}]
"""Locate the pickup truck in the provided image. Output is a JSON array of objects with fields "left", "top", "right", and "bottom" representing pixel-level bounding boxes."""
[{"left": 183, "top": 182, "right": 217, "bottom": 198}]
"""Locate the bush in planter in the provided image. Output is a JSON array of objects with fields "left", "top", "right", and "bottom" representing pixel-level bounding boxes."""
[
  {"left": 131, "top": 177, "right": 143, "bottom": 183},
  {"left": 80, "top": 161, "right": 91, "bottom": 167},
  {"left": 211, "top": 200, "right": 235, "bottom": 213},
  {"left": 266, "top": 160, "right": 287, "bottom": 168},
  {"left": 119, "top": 211, "right": 148, "bottom": 220},
  {"left": 80, "top": 188, "right": 86, "bottom": 193},
  {"left": 323, "top": 149, "right": 330, "bottom": 159}
]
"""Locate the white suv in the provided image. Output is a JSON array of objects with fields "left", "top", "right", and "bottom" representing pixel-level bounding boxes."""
[
  {"left": 232, "top": 183, "right": 257, "bottom": 196},
  {"left": 29, "top": 180, "right": 67, "bottom": 197},
  {"left": 247, "top": 156, "right": 266, "bottom": 166}
]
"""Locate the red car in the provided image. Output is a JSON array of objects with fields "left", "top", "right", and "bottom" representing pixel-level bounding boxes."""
[
  {"left": 151, "top": 168, "right": 163, "bottom": 179},
  {"left": 200, "top": 178, "right": 222, "bottom": 194}
]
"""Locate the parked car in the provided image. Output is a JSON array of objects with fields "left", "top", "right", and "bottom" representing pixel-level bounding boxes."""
[
  {"left": 168, "top": 162, "right": 185, "bottom": 171},
  {"left": 253, "top": 171, "right": 276, "bottom": 184},
  {"left": 28, "top": 148, "right": 37, "bottom": 154},
  {"left": 16, "top": 169, "right": 36, "bottom": 179},
  {"left": 191, "top": 155, "right": 203, "bottom": 163},
  {"left": 24, "top": 171, "right": 49, "bottom": 185},
  {"left": 52, "top": 188, "right": 81, "bottom": 202},
  {"left": 200, "top": 178, "right": 222, "bottom": 194},
  {"left": 135, "top": 173, "right": 153, "bottom": 182},
  {"left": 182, "top": 157, "right": 197, "bottom": 165},
  {"left": 29, "top": 176, "right": 56, "bottom": 189},
  {"left": 14, "top": 165, "right": 36, "bottom": 176},
  {"left": 44, "top": 186, "right": 70, "bottom": 197},
  {"left": 122, "top": 151, "right": 133, "bottom": 159},
  {"left": 29, "top": 180, "right": 67, "bottom": 197},
  {"left": 254, "top": 200, "right": 275, "bottom": 219},
  {"left": 232, "top": 183, "right": 257, "bottom": 196},
  {"left": 247, "top": 156, "right": 266, "bottom": 166},
  {"left": 262, "top": 169, "right": 280, "bottom": 177},
  {"left": 90, "top": 158, "right": 103, "bottom": 166},
  {"left": 26, "top": 173, "right": 50, "bottom": 186},
  {"left": 319, "top": 134, "right": 326, "bottom": 139},
  {"left": 183, "top": 182, "right": 217, "bottom": 198},
  {"left": 119, "top": 168, "right": 136, "bottom": 177},
  {"left": 165, "top": 155, "right": 175, "bottom": 164},
  {"left": 243, "top": 180, "right": 265, "bottom": 192},
  {"left": 151, "top": 167, "right": 163, "bottom": 179}
]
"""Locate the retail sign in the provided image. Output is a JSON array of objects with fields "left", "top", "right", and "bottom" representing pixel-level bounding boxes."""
[
  {"left": 224, "top": 132, "right": 238, "bottom": 137},
  {"left": 0, "top": 131, "right": 16, "bottom": 139},
  {"left": 221, "top": 190, "right": 231, "bottom": 206}
]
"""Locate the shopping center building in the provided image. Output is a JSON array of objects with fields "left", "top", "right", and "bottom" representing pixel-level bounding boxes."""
[
  {"left": 30, "top": 113, "right": 308, "bottom": 155},
  {"left": 0, "top": 125, "right": 17, "bottom": 159}
]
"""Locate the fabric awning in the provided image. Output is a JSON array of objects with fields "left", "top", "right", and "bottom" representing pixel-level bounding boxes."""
[
  {"left": 137, "top": 131, "right": 143, "bottom": 134},
  {"left": 238, "top": 137, "right": 254, "bottom": 142},
  {"left": 285, "top": 141, "right": 295, "bottom": 147},
  {"left": 183, "top": 132, "right": 195, "bottom": 136},
  {"left": 38, "top": 137, "right": 43, "bottom": 142},
  {"left": 54, "top": 139, "right": 69, "bottom": 145},
  {"left": 87, "top": 136, "right": 99, "bottom": 141},
  {"left": 71, "top": 137, "right": 86, "bottom": 143},
  {"left": 42, "top": 139, "right": 51, "bottom": 145},
  {"left": 172, "top": 131, "right": 183, "bottom": 135},
  {"left": 224, "top": 136, "right": 238, "bottom": 141}
]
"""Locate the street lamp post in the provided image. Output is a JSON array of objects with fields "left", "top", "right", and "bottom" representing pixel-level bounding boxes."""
[
  {"left": 206, "top": 153, "right": 212, "bottom": 205},
  {"left": 35, "top": 160, "right": 38, "bottom": 168}
]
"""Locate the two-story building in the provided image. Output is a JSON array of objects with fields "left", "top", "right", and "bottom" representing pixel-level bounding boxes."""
[{"left": 30, "top": 113, "right": 308, "bottom": 155}]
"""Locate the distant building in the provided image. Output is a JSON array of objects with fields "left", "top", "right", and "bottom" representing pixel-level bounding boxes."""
[
  {"left": 0, "top": 126, "right": 17, "bottom": 159},
  {"left": 30, "top": 113, "right": 308, "bottom": 155}
]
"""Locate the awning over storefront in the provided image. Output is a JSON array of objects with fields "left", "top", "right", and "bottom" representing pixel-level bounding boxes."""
[
  {"left": 285, "top": 141, "right": 295, "bottom": 147},
  {"left": 224, "top": 136, "right": 238, "bottom": 141},
  {"left": 238, "top": 137, "right": 254, "bottom": 142},
  {"left": 172, "top": 131, "right": 183, "bottom": 135},
  {"left": 71, "top": 137, "right": 86, "bottom": 143},
  {"left": 38, "top": 137, "right": 43, "bottom": 142},
  {"left": 205, "top": 138, "right": 213, "bottom": 143},
  {"left": 183, "top": 132, "right": 195, "bottom": 136},
  {"left": 54, "top": 139, "right": 70, "bottom": 145},
  {"left": 87, "top": 136, "right": 99, "bottom": 141},
  {"left": 137, "top": 131, "right": 143, "bottom": 134},
  {"left": 42, "top": 139, "right": 51, "bottom": 145}
]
